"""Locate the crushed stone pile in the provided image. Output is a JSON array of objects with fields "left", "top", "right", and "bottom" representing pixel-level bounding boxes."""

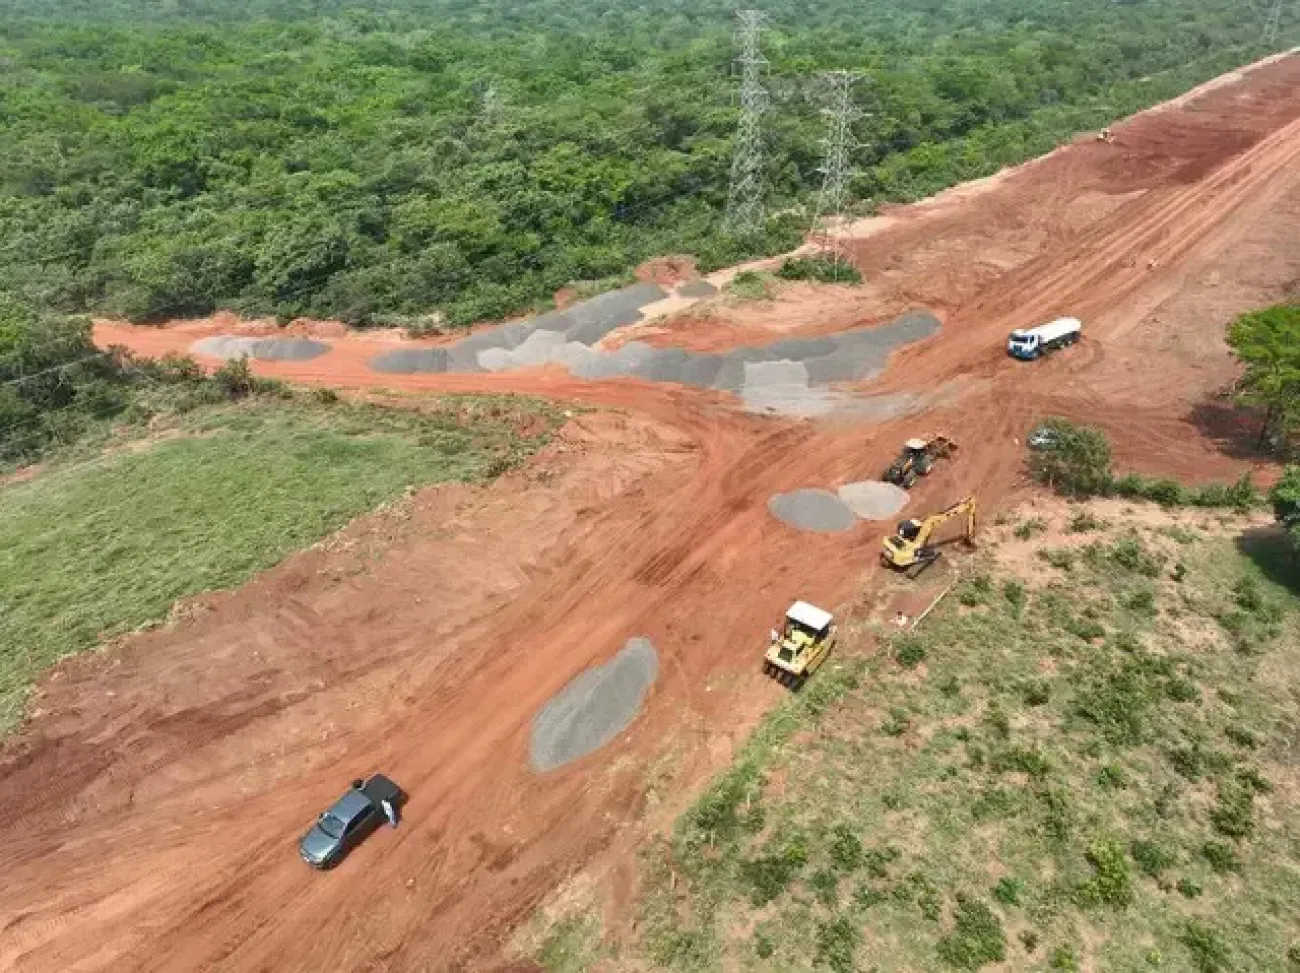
[
  {"left": 837, "top": 481, "right": 911, "bottom": 520},
  {"left": 190, "top": 335, "right": 329, "bottom": 362},
  {"left": 529, "top": 637, "right": 659, "bottom": 772},
  {"left": 767, "top": 489, "right": 857, "bottom": 533}
]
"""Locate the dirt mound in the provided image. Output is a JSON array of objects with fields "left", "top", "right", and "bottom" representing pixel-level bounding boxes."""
[{"left": 635, "top": 255, "right": 698, "bottom": 286}]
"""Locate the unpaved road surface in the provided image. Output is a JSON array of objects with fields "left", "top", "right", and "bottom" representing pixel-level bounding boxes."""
[{"left": 5, "top": 53, "right": 1300, "bottom": 973}]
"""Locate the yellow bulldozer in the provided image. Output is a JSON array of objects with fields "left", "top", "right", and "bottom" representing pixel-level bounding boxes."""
[
  {"left": 881, "top": 496, "right": 976, "bottom": 577},
  {"left": 883, "top": 436, "right": 958, "bottom": 488},
  {"left": 763, "top": 601, "right": 837, "bottom": 688}
]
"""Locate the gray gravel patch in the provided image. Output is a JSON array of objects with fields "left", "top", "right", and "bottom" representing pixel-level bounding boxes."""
[
  {"left": 191, "top": 335, "right": 264, "bottom": 360},
  {"left": 251, "top": 337, "right": 330, "bottom": 362},
  {"left": 370, "top": 347, "right": 450, "bottom": 374},
  {"left": 838, "top": 481, "right": 911, "bottom": 520},
  {"left": 767, "top": 336, "right": 839, "bottom": 361},
  {"left": 678, "top": 279, "right": 717, "bottom": 299},
  {"left": 768, "top": 489, "right": 857, "bottom": 533},
  {"left": 529, "top": 637, "right": 658, "bottom": 772}
]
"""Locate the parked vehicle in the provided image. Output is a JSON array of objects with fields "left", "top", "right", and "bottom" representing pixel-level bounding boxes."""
[
  {"left": 1007, "top": 317, "right": 1082, "bottom": 360},
  {"left": 299, "top": 774, "right": 404, "bottom": 869}
]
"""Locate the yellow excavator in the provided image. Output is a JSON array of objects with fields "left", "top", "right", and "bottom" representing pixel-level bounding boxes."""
[{"left": 881, "top": 496, "right": 976, "bottom": 577}]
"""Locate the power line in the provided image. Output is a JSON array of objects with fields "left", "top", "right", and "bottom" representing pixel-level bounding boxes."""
[
  {"left": 724, "top": 10, "right": 769, "bottom": 239},
  {"left": 1, "top": 351, "right": 112, "bottom": 389},
  {"left": 810, "top": 70, "right": 862, "bottom": 274}
]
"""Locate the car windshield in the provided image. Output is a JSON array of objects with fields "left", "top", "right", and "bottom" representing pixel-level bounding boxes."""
[{"left": 317, "top": 812, "right": 347, "bottom": 838}]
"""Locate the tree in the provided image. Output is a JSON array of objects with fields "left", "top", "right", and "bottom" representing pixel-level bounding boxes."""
[
  {"left": 1226, "top": 303, "right": 1300, "bottom": 453},
  {"left": 1271, "top": 465, "right": 1300, "bottom": 557},
  {"left": 1028, "top": 417, "right": 1113, "bottom": 497}
]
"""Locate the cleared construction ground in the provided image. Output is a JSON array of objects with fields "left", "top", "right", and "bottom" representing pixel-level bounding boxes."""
[{"left": 19, "top": 51, "right": 1300, "bottom": 973}]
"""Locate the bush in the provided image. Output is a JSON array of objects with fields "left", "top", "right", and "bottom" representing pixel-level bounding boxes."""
[
  {"left": 1049, "top": 945, "right": 1079, "bottom": 970},
  {"left": 862, "top": 844, "right": 900, "bottom": 879},
  {"left": 1027, "top": 418, "right": 1113, "bottom": 497},
  {"left": 1022, "top": 679, "right": 1052, "bottom": 706},
  {"left": 726, "top": 270, "right": 773, "bottom": 301},
  {"left": 936, "top": 896, "right": 1006, "bottom": 969},
  {"left": 1076, "top": 839, "right": 1132, "bottom": 907},
  {"left": 1014, "top": 518, "right": 1047, "bottom": 540},
  {"left": 810, "top": 868, "right": 840, "bottom": 906},
  {"left": 1225, "top": 724, "right": 1259, "bottom": 749},
  {"left": 893, "top": 634, "right": 928, "bottom": 669},
  {"left": 1108, "top": 536, "right": 1163, "bottom": 577},
  {"left": 1210, "top": 780, "right": 1255, "bottom": 838},
  {"left": 1181, "top": 920, "right": 1231, "bottom": 972},
  {"left": 1129, "top": 839, "right": 1175, "bottom": 877},
  {"left": 1201, "top": 840, "right": 1240, "bottom": 873},
  {"left": 829, "top": 825, "right": 863, "bottom": 872},
  {"left": 883, "top": 707, "right": 911, "bottom": 737},
  {"left": 741, "top": 831, "right": 810, "bottom": 905},
  {"left": 776, "top": 255, "right": 862, "bottom": 285},
  {"left": 1097, "top": 764, "right": 1127, "bottom": 789},
  {"left": 1019, "top": 930, "right": 1040, "bottom": 953},
  {"left": 958, "top": 573, "right": 994, "bottom": 606},
  {"left": 992, "top": 877, "right": 1023, "bottom": 905},
  {"left": 754, "top": 932, "right": 775, "bottom": 959},
  {"left": 1039, "top": 548, "right": 1076, "bottom": 571},
  {"left": 1067, "top": 510, "right": 1106, "bottom": 532},
  {"left": 1003, "top": 580, "right": 1026, "bottom": 615},
  {"left": 816, "top": 915, "right": 860, "bottom": 973},
  {"left": 991, "top": 746, "right": 1051, "bottom": 778}
]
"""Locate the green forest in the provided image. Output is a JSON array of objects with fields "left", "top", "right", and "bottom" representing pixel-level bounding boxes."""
[{"left": 0, "top": 0, "right": 1291, "bottom": 332}]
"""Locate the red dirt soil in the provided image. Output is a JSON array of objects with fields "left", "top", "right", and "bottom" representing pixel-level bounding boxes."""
[{"left": 5, "top": 53, "right": 1300, "bottom": 973}]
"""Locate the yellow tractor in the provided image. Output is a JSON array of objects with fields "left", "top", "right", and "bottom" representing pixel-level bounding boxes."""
[
  {"left": 764, "top": 601, "right": 837, "bottom": 687},
  {"left": 881, "top": 496, "right": 976, "bottom": 577},
  {"left": 883, "top": 436, "right": 958, "bottom": 488}
]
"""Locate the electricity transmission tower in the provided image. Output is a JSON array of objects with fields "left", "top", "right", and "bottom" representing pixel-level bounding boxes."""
[
  {"left": 810, "top": 71, "right": 861, "bottom": 278},
  {"left": 1264, "top": 0, "right": 1283, "bottom": 44},
  {"left": 724, "top": 10, "right": 770, "bottom": 238}
]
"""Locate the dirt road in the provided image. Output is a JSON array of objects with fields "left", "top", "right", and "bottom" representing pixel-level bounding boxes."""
[{"left": 4, "top": 52, "right": 1300, "bottom": 973}]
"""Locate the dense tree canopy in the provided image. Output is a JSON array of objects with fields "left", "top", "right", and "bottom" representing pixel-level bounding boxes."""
[
  {"left": 0, "top": 0, "right": 1291, "bottom": 330},
  {"left": 1227, "top": 302, "right": 1300, "bottom": 453}
]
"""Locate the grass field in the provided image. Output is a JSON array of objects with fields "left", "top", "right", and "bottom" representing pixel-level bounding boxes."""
[
  {"left": 0, "top": 394, "right": 559, "bottom": 731},
  {"left": 546, "top": 500, "right": 1300, "bottom": 972}
]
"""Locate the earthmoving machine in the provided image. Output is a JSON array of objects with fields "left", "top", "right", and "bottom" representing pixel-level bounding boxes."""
[
  {"left": 883, "top": 436, "right": 958, "bottom": 488},
  {"left": 764, "top": 601, "right": 837, "bottom": 687},
  {"left": 881, "top": 495, "right": 976, "bottom": 577}
]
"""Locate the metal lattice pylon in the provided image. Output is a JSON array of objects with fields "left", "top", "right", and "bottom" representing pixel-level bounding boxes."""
[
  {"left": 810, "top": 71, "right": 862, "bottom": 274},
  {"left": 724, "top": 10, "right": 770, "bottom": 238}
]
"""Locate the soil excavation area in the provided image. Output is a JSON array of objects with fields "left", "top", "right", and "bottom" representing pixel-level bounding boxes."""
[{"left": 5, "top": 52, "right": 1300, "bottom": 973}]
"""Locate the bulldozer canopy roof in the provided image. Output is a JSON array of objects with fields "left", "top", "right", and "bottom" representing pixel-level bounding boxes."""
[{"left": 786, "top": 601, "right": 833, "bottom": 631}]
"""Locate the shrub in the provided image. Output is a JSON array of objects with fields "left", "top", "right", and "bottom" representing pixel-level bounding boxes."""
[
  {"left": 1143, "top": 478, "right": 1188, "bottom": 507},
  {"left": 883, "top": 707, "right": 911, "bottom": 737},
  {"left": 1181, "top": 920, "right": 1231, "bottom": 972},
  {"left": 1108, "top": 536, "right": 1163, "bottom": 576},
  {"left": 1225, "top": 724, "right": 1259, "bottom": 749},
  {"left": 1067, "top": 510, "right": 1106, "bottom": 532},
  {"left": 936, "top": 896, "right": 1006, "bottom": 969},
  {"left": 1039, "top": 548, "right": 1076, "bottom": 571},
  {"left": 893, "top": 634, "right": 928, "bottom": 668},
  {"left": 1003, "top": 580, "right": 1026, "bottom": 615},
  {"left": 1124, "top": 588, "right": 1157, "bottom": 614},
  {"left": 741, "top": 832, "right": 810, "bottom": 905},
  {"left": 1178, "top": 878, "right": 1203, "bottom": 898},
  {"left": 984, "top": 701, "right": 1011, "bottom": 739},
  {"left": 212, "top": 356, "right": 257, "bottom": 400},
  {"left": 1014, "top": 518, "right": 1047, "bottom": 540},
  {"left": 1076, "top": 839, "right": 1132, "bottom": 907},
  {"left": 1165, "top": 676, "right": 1200, "bottom": 702},
  {"left": 991, "top": 746, "right": 1051, "bottom": 778},
  {"left": 1097, "top": 764, "right": 1127, "bottom": 789},
  {"left": 1039, "top": 787, "right": 1074, "bottom": 842},
  {"left": 1129, "top": 839, "right": 1175, "bottom": 877},
  {"left": 862, "top": 845, "right": 900, "bottom": 879},
  {"left": 1049, "top": 945, "right": 1079, "bottom": 970},
  {"left": 1021, "top": 679, "right": 1052, "bottom": 706},
  {"left": 958, "top": 573, "right": 994, "bottom": 606},
  {"left": 1201, "top": 840, "right": 1240, "bottom": 873},
  {"left": 727, "top": 270, "right": 773, "bottom": 300},
  {"left": 1027, "top": 419, "right": 1113, "bottom": 497},
  {"left": 810, "top": 868, "right": 840, "bottom": 906},
  {"left": 992, "top": 877, "right": 1023, "bottom": 905},
  {"left": 1019, "top": 930, "right": 1040, "bottom": 952},
  {"left": 829, "top": 826, "right": 863, "bottom": 872},
  {"left": 754, "top": 932, "right": 775, "bottom": 959},
  {"left": 815, "top": 915, "right": 860, "bottom": 973},
  {"left": 1210, "top": 780, "right": 1255, "bottom": 838},
  {"left": 777, "top": 255, "right": 862, "bottom": 285}
]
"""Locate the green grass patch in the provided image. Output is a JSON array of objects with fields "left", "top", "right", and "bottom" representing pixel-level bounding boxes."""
[
  {"left": 622, "top": 504, "right": 1300, "bottom": 972},
  {"left": 0, "top": 395, "right": 558, "bottom": 730}
]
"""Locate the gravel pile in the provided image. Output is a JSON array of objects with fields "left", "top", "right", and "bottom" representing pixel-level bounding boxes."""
[
  {"left": 837, "top": 481, "right": 911, "bottom": 520},
  {"left": 191, "top": 335, "right": 329, "bottom": 362},
  {"left": 767, "top": 489, "right": 857, "bottom": 533},
  {"left": 529, "top": 637, "right": 659, "bottom": 772},
  {"left": 358, "top": 282, "right": 942, "bottom": 419}
]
